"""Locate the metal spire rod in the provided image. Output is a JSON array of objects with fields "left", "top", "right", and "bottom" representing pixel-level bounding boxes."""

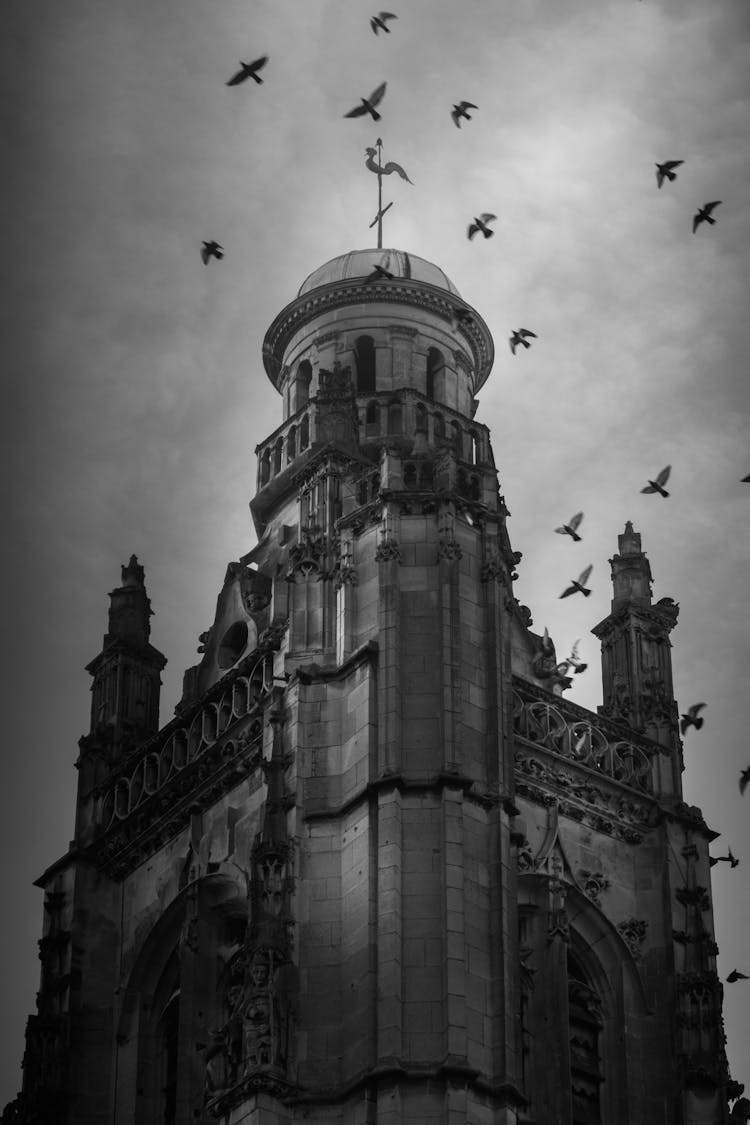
[{"left": 376, "top": 137, "right": 383, "bottom": 248}]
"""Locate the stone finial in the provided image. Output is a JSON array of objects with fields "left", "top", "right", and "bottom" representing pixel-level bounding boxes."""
[
  {"left": 120, "top": 554, "right": 145, "bottom": 588},
  {"left": 609, "top": 522, "right": 653, "bottom": 609}
]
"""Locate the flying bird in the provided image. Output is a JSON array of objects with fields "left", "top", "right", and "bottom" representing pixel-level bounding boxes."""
[
  {"left": 201, "top": 241, "right": 224, "bottom": 264},
  {"left": 366, "top": 263, "right": 394, "bottom": 282},
  {"left": 693, "top": 201, "right": 722, "bottom": 233},
  {"left": 655, "top": 160, "right": 684, "bottom": 189},
  {"left": 452, "top": 101, "right": 478, "bottom": 128},
  {"left": 555, "top": 513, "right": 584, "bottom": 542},
  {"left": 509, "top": 329, "right": 537, "bottom": 355},
  {"left": 226, "top": 56, "right": 268, "bottom": 86},
  {"left": 468, "top": 214, "right": 497, "bottom": 240},
  {"left": 562, "top": 640, "right": 587, "bottom": 675},
  {"left": 559, "top": 565, "right": 593, "bottom": 599},
  {"left": 727, "top": 970, "right": 749, "bottom": 983},
  {"left": 742, "top": 475, "right": 750, "bottom": 482},
  {"left": 344, "top": 82, "right": 387, "bottom": 121},
  {"left": 641, "top": 465, "right": 671, "bottom": 497},
  {"left": 680, "top": 702, "right": 706, "bottom": 735},
  {"left": 365, "top": 147, "right": 412, "bottom": 183},
  {"left": 370, "top": 11, "right": 397, "bottom": 34},
  {"left": 710, "top": 848, "right": 739, "bottom": 869},
  {"left": 740, "top": 767, "right": 750, "bottom": 796}
]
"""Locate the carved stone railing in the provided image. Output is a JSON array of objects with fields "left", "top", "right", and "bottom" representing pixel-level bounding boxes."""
[
  {"left": 97, "top": 650, "right": 276, "bottom": 834},
  {"left": 512, "top": 676, "right": 657, "bottom": 795}
]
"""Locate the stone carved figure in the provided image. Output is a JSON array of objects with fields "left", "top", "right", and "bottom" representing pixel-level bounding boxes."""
[{"left": 531, "top": 628, "right": 572, "bottom": 693}]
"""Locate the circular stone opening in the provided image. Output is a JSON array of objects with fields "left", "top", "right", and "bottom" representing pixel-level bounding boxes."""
[{"left": 217, "top": 621, "right": 249, "bottom": 669}]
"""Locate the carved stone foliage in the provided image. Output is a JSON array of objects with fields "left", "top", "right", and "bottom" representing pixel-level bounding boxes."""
[
  {"left": 578, "top": 869, "right": 610, "bottom": 907},
  {"left": 436, "top": 536, "right": 463, "bottom": 562},
  {"left": 676, "top": 886, "right": 711, "bottom": 912},
  {"left": 547, "top": 855, "right": 569, "bottom": 943},
  {"left": 514, "top": 758, "right": 650, "bottom": 844},
  {"left": 617, "top": 917, "right": 648, "bottom": 959},
  {"left": 512, "top": 681, "right": 655, "bottom": 794},
  {"left": 375, "top": 536, "right": 402, "bottom": 563}
]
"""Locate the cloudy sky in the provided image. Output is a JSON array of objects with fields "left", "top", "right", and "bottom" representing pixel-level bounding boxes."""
[{"left": 1, "top": 0, "right": 749, "bottom": 1107}]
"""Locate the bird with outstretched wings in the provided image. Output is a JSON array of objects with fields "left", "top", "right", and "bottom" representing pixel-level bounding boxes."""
[{"left": 344, "top": 82, "right": 387, "bottom": 121}]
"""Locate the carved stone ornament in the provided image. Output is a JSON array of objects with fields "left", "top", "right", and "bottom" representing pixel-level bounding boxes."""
[
  {"left": 436, "top": 536, "right": 463, "bottom": 562},
  {"left": 617, "top": 917, "right": 648, "bottom": 959},
  {"left": 676, "top": 886, "right": 711, "bottom": 911},
  {"left": 288, "top": 526, "right": 328, "bottom": 580},
  {"left": 517, "top": 843, "right": 535, "bottom": 872},
  {"left": 375, "top": 537, "right": 402, "bottom": 563},
  {"left": 317, "top": 362, "right": 354, "bottom": 400},
  {"left": 578, "top": 869, "right": 611, "bottom": 907},
  {"left": 334, "top": 564, "right": 358, "bottom": 588}
]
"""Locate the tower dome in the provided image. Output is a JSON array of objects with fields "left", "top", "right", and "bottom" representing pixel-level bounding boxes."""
[{"left": 298, "top": 249, "right": 462, "bottom": 298}]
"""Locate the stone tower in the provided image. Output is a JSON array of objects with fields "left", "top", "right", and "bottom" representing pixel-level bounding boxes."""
[{"left": 5, "top": 249, "right": 736, "bottom": 1124}]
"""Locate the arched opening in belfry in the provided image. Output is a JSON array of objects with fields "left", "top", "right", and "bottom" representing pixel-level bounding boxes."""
[
  {"left": 355, "top": 336, "right": 376, "bottom": 394},
  {"left": 415, "top": 402, "right": 428, "bottom": 433},
  {"left": 299, "top": 414, "right": 310, "bottom": 450},
  {"left": 451, "top": 420, "right": 463, "bottom": 457},
  {"left": 426, "top": 347, "right": 443, "bottom": 401},
  {"left": 388, "top": 399, "right": 403, "bottom": 435},
  {"left": 260, "top": 448, "right": 271, "bottom": 486},
  {"left": 433, "top": 413, "right": 445, "bottom": 441},
  {"left": 294, "top": 360, "right": 312, "bottom": 412},
  {"left": 286, "top": 425, "right": 297, "bottom": 464}
]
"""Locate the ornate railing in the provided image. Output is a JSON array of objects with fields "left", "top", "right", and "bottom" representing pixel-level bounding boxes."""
[
  {"left": 97, "top": 649, "right": 276, "bottom": 833},
  {"left": 512, "top": 676, "right": 656, "bottom": 794}
]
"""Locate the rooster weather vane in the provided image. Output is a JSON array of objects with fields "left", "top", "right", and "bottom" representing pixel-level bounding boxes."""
[{"left": 365, "top": 139, "right": 413, "bottom": 248}]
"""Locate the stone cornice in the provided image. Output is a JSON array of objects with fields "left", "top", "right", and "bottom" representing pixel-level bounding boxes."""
[{"left": 262, "top": 279, "right": 494, "bottom": 394}]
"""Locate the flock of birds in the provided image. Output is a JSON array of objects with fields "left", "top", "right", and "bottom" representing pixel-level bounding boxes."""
[{"left": 194, "top": 6, "right": 749, "bottom": 1006}]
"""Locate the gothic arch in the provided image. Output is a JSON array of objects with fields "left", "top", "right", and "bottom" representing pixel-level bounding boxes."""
[
  {"left": 517, "top": 873, "right": 649, "bottom": 1124},
  {"left": 115, "top": 869, "right": 248, "bottom": 1123}
]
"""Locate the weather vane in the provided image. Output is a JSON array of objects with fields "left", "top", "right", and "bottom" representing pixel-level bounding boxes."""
[{"left": 365, "top": 139, "right": 413, "bottom": 249}]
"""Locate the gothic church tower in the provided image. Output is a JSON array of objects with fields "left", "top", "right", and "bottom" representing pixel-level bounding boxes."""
[{"left": 6, "top": 249, "right": 734, "bottom": 1125}]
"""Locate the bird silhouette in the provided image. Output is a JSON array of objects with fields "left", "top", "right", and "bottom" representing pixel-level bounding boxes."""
[
  {"left": 727, "top": 970, "right": 749, "bottom": 983},
  {"left": 366, "top": 263, "right": 394, "bottom": 282},
  {"left": 710, "top": 848, "right": 739, "bottom": 869},
  {"left": 561, "top": 640, "right": 587, "bottom": 675},
  {"left": 344, "top": 82, "right": 387, "bottom": 121},
  {"left": 559, "top": 565, "right": 593, "bottom": 599},
  {"left": 452, "top": 101, "right": 478, "bottom": 128},
  {"left": 364, "top": 148, "right": 412, "bottom": 182},
  {"left": 641, "top": 465, "right": 671, "bottom": 497},
  {"left": 740, "top": 767, "right": 750, "bottom": 796},
  {"left": 226, "top": 56, "right": 268, "bottom": 86},
  {"left": 680, "top": 702, "right": 706, "bottom": 735},
  {"left": 555, "top": 513, "right": 583, "bottom": 542},
  {"left": 370, "top": 11, "right": 397, "bottom": 34},
  {"left": 468, "top": 214, "right": 497, "bottom": 240},
  {"left": 693, "top": 201, "right": 722, "bottom": 233},
  {"left": 509, "top": 329, "right": 537, "bottom": 355},
  {"left": 655, "top": 160, "right": 684, "bottom": 189},
  {"left": 201, "top": 241, "right": 224, "bottom": 264},
  {"left": 742, "top": 475, "right": 750, "bottom": 482}
]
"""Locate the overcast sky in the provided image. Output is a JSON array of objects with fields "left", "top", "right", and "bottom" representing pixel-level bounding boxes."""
[{"left": 1, "top": 0, "right": 749, "bottom": 1107}]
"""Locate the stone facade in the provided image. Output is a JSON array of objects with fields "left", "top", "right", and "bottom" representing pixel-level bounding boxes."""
[{"left": 3, "top": 249, "right": 736, "bottom": 1124}]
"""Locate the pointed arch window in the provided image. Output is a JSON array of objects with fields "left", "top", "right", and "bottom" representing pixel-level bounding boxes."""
[
  {"left": 355, "top": 336, "right": 376, "bottom": 394},
  {"left": 567, "top": 952, "right": 604, "bottom": 1125}
]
